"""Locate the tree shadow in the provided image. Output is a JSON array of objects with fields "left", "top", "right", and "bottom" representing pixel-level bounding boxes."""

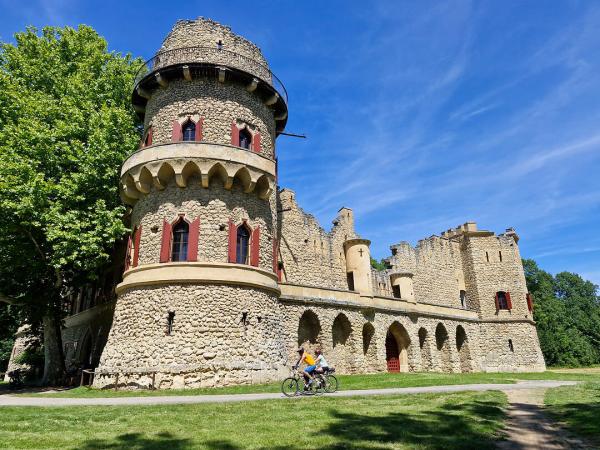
[
  {"left": 80, "top": 432, "right": 191, "bottom": 450},
  {"left": 205, "top": 399, "right": 505, "bottom": 450},
  {"left": 546, "top": 401, "right": 600, "bottom": 446}
]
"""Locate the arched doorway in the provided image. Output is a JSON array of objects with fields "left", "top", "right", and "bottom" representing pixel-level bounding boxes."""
[
  {"left": 435, "top": 323, "right": 451, "bottom": 372},
  {"left": 418, "top": 327, "right": 433, "bottom": 371},
  {"left": 332, "top": 313, "right": 353, "bottom": 372},
  {"left": 385, "top": 322, "right": 411, "bottom": 372},
  {"left": 297, "top": 310, "right": 322, "bottom": 354},
  {"left": 456, "top": 325, "right": 472, "bottom": 372}
]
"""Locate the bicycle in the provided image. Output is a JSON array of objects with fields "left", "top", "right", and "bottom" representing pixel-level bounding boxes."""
[{"left": 281, "top": 366, "right": 338, "bottom": 397}]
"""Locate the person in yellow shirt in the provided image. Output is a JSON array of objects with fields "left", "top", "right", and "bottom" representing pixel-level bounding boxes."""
[{"left": 294, "top": 347, "right": 317, "bottom": 389}]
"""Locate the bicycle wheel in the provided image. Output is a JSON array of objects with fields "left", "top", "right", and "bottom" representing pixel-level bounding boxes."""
[
  {"left": 281, "top": 377, "right": 299, "bottom": 397},
  {"left": 325, "top": 375, "right": 338, "bottom": 393}
]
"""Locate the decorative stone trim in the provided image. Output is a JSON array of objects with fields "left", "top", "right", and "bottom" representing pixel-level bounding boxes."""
[
  {"left": 120, "top": 142, "right": 275, "bottom": 204},
  {"left": 117, "top": 261, "right": 280, "bottom": 295}
]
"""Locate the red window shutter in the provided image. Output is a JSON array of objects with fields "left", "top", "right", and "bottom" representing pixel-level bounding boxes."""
[
  {"left": 132, "top": 225, "right": 142, "bottom": 267},
  {"left": 272, "top": 237, "right": 278, "bottom": 273},
  {"left": 506, "top": 292, "right": 513, "bottom": 310},
  {"left": 250, "top": 226, "right": 260, "bottom": 267},
  {"left": 146, "top": 127, "right": 153, "bottom": 146},
  {"left": 253, "top": 132, "right": 261, "bottom": 153},
  {"left": 159, "top": 219, "right": 172, "bottom": 263},
  {"left": 195, "top": 118, "right": 203, "bottom": 142},
  {"left": 124, "top": 234, "right": 132, "bottom": 271},
  {"left": 172, "top": 120, "right": 182, "bottom": 142},
  {"left": 231, "top": 122, "right": 239, "bottom": 147},
  {"left": 527, "top": 293, "right": 534, "bottom": 312},
  {"left": 228, "top": 220, "right": 237, "bottom": 263},
  {"left": 494, "top": 292, "right": 499, "bottom": 310},
  {"left": 188, "top": 217, "right": 200, "bottom": 262}
]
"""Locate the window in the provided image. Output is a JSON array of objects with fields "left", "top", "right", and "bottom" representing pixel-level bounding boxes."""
[
  {"left": 460, "top": 290, "right": 467, "bottom": 308},
  {"left": 508, "top": 339, "right": 514, "bottom": 352},
  {"left": 239, "top": 128, "right": 252, "bottom": 150},
  {"left": 217, "top": 39, "right": 223, "bottom": 50},
  {"left": 485, "top": 251, "right": 489, "bottom": 262},
  {"left": 391, "top": 248, "right": 397, "bottom": 256},
  {"left": 166, "top": 311, "right": 175, "bottom": 335},
  {"left": 171, "top": 219, "right": 189, "bottom": 262},
  {"left": 499, "top": 251, "right": 503, "bottom": 262},
  {"left": 236, "top": 225, "right": 250, "bottom": 264},
  {"left": 392, "top": 285, "right": 401, "bottom": 299},
  {"left": 347, "top": 272, "right": 355, "bottom": 291},
  {"left": 182, "top": 120, "right": 196, "bottom": 141},
  {"left": 496, "top": 291, "right": 509, "bottom": 310}
]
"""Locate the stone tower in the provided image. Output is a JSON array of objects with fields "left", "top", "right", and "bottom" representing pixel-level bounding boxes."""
[{"left": 94, "top": 18, "right": 289, "bottom": 389}]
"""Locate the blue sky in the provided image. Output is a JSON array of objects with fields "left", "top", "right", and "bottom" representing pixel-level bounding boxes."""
[{"left": 2, "top": 1, "right": 599, "bottom": 286}]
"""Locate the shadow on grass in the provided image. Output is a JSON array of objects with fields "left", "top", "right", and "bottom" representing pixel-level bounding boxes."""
[
  {"left": 546, "top": 401, "right": 600, "bottom": 445},
  {"left": 80, "top": 432, "right": 190, "bottom": 449},
  {"left": 203, "top": 399, "right": 504, "bottom": 450}
]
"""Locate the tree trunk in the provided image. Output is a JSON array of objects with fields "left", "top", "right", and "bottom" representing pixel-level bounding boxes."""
[{"left": 41, "top": 313, "right": 65, "bottom": 386}]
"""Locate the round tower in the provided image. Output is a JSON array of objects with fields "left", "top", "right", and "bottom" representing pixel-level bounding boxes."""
[{"left": 95, "top": 18, "right": 289, "bottom": 389}]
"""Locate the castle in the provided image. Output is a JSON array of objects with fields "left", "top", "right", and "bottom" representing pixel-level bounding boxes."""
[{"left": 6, "top": 18, "right": 546, "bottom": 388}]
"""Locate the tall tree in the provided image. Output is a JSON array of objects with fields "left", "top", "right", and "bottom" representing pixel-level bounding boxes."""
[
  {"left": 523, "top": 259, "right": 600, "bottom": 367},
  {"left": 0, "top": 26, "right": 140, "bottom": 384}
]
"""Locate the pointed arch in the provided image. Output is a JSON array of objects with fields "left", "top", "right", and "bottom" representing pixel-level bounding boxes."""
[{"left": 386, "top": 321, "right": 411, "bottom": 372}]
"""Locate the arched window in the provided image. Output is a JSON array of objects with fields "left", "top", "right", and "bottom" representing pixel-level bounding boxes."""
[
  {"left": 182, "top": 120, "right": 196, "bottom": 141},
  {"left": 236, "top": 225, "right": 251, "bottom": 264},
  {"left": 460, "top": 290, "right": 467, "bottom": 308},
  {"left": 239, "top": 128, "right": 252, "bottom": 150},
  {"left": 171, "top": 219, "right": 189, "bottom": 262}
]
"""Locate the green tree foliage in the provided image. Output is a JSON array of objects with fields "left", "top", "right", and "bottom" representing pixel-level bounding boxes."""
[
  {"left": 0, "top": 304, "right": 20, "bottom": 371},
  {"left": 523, "top": 259, "right": 600, "bottom": 367},
  {"left": 0, "top": 26, "right": 141, "bottom": 383},
  {"left": 370, "top": 257, "right": 389, "bottom": 271}
]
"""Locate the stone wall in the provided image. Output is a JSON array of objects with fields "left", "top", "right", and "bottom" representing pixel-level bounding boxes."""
[
  {"left": 3, "top": 325, "right": 39, "bottom": 381},
  {"left": 62, "top": 302, "right": 115, "bottom": 372},
  {"left": 157, "top": 18, "right": 272, "bottom": 83},
  {"left": 462, "top": 233, "right": 532, "bottom": 320},
  {"left": 132, "top": 179, "right": 276, "bottom": 273},
  {"left": 95, "top": 283, "right": 288, "bottom": 389},
  {"left": 277, "top": 189, "right": 357, "bottom": 290},
  {"left": 144, "top": 79, "right": 275, "bottom": 159},
  {"left": 278, "top": 298, "right": 486, "bottom": 375},
  {"left": 387, "top": 237, "right": 465, "bottom": 308}
]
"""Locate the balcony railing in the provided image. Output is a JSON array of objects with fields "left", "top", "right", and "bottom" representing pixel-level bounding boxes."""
[{"left": 133, "top": 46, "right": 288, "bottom": 106}]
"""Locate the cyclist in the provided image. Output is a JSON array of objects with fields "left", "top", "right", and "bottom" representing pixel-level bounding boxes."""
[
  {"left": 314, "top": 349, "right": 330, "bottom": 374},
  {"left": 293, "top": 346, "right": 317, "bottom": 389}
]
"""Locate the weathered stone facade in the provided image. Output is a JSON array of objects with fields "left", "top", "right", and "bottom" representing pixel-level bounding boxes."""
[{"left": 47, "top": 17, "right": 545, "bottom": 389}]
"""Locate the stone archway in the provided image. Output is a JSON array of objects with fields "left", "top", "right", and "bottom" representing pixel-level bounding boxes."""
[
  {"left": 456, "top": 325, "right": 472, "bottom": 372},
  {"left": 418, "top": 327, "right": 433, "bottom": 372},
  {"left": 298, "top": 310, "right": 322, "bottom": 355},
  {"left": 362, "top": 322, "right": 377, "bottom": 371},
  {"left": 332, "top": 313, "right": 353, "bottom": 372},
  {"left": 386, "top": 321, "right": 411, "bottom": 372},
  {"left": 435, "top": 323, "right": 452, "bottom": 372}
]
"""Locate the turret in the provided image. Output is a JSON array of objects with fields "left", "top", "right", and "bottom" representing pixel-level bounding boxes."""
[{"left": 95, "top": 18, "right": 289, "bottom": 389}]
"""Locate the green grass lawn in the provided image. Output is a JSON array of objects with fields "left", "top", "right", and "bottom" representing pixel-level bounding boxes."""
[
  {"left": 21, "top": 370, "right": 600, "bottom": 398},
  {"left": 545, "top": 381, "right": 600, "bottom": 446},
  {"left": 0, "top": 391, "right": 507, "bottom": 449}
]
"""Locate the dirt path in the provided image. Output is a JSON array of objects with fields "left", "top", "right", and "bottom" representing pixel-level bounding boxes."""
[{"left": 497, "top": 388, "right": 591, "bottom": 449}]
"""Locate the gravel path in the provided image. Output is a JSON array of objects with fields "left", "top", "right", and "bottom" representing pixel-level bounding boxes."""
[
  {"left": 497, "top": 387, "right": 591, "bottom": 449},
  {"left": 0, "top": 380, "right": 576, "bottom": 407}
]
